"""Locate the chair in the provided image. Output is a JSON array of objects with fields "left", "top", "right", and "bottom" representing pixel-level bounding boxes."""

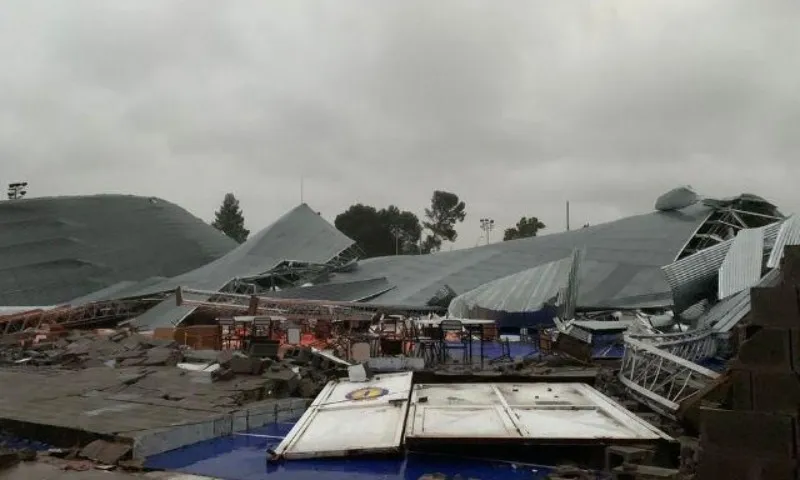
[
  {"left": 439, "top": 319, "right": 469, "bottom": 364},
  {"left": 489, "top": 336, "right": 512, "bottom": 364},
  {"left": 411, "top": 321, "right": 442, "bottom": 368},
  {"left": 519, "top": 327, "right": 540, "bottom": 359}
]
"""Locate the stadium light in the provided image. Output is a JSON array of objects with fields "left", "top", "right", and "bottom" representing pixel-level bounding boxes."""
[
  {"left": 7, "top": 182, "right": 28, "bottom": 200},
  {"left": 479, "top": 218, "right": 495, "bottom": 245}
]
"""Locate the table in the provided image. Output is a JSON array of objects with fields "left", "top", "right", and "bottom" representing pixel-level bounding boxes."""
[{"left": 412, "top": 318, "right": 495, "bottom": 368}]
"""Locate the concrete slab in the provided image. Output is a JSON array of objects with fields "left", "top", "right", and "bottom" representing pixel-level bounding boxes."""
[{"left": 0, "top": 366, "right": 309, "bottom": 459}]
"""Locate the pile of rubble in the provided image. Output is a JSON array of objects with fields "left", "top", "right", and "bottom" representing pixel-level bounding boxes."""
[{"left": 0, "top": 328, "right": 345, "bottom": 400}]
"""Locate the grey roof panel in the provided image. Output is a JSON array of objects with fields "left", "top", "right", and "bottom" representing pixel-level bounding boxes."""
[
  {"left": 324, "top": 203, "right": 711, "bottom": 309},
  {"left": 128, "top": 203, "right": 356, "bottom": 328},
  {"left": 718, "top": 228, "right": 765, "bottom": 299},
  {"left": 663, "top": 221, "right": 781, "bottom": 312},
  {"left": 0, "top": 195, "right": 236, "bottom": 306},
  {"left": 134, "top": 203, "right": 355, "bottom": 294},
  {"left": 447, "top": 255, "right": 574, "bottom": 317},
  {"left": 702, "top": 268, "right": 782, "bottom": 332},
  {"left": 767, "top": 215, "right": 800, "bottom": 268},
  {"left": 131, "top": 294, "right": 195, "bottom": 330}
]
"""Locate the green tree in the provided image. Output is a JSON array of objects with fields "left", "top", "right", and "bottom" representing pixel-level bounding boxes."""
[
  {"left": 335, "top": 204, "right": 423, "bottom": 258},
  {"left": 503, "top": 216, "right": 546, "bottom": 241},
  {"left": 421, "top": 190, "right": 466, "bottom": 253},
  {"left": 212, "top": 193, "right": 250, "bottom": 243}
]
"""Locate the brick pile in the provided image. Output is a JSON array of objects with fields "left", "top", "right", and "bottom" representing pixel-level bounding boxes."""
[{"left": 695, "top": 245, "right": 800, "bottom": 480}]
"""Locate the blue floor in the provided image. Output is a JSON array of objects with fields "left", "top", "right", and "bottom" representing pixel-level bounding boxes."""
[
  {"left": 457, "top": 340, "right": 624, "bottom": 363},
  {"left": 145, "top": 422, "right": 563, "bottom": 480},
  {"left": 0, "top": 431, "right": 51, "bottom": 452},
  {"left": 696, "top": 356, "right": 729, "bottom": 372}
]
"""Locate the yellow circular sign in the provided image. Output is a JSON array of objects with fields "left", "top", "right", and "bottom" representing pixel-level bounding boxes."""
[{"left": 346, "top": 387, "right": 389, "bottom": 401}]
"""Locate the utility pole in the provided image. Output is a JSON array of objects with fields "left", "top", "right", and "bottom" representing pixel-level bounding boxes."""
[
  {"left": 7, "top": 182, "right": 28, "bottom": 200},
  {"left": 480, "top": 218, "right": 495, "bottom": 245},
  {"left": 390, "top": 226, "right": 403, "bottom": 255},
  {"left": 566, "top": 201, "right": 570, "bottom": 231},
  {"left": 300, "top": 177, "right": 304, "bottom": 204}
]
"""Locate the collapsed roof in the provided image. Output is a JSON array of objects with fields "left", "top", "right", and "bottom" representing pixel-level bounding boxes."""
[
  {"left": 1, "top": 190, "right": 785, "bottom": 332},
  {"left": 0, "top": 195, "right": 236, "bottom": 306}
]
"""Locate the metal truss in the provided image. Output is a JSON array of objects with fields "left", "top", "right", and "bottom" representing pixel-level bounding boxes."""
[
  {"left": 678, "top": 202, "right": 784, "bottom": 260},
  {"left": 226, "top": 243, "right": 365, "bottom": 294},
  {"left": 177, "top": 287, "right": 378, "bottom": 321},
  {"left": 0, "top": 298, "right": 162, "bottom": 336},
  {"left": 618, "top": 336, "right": 719, "bottom": 418},
  {"left": 626, "top": 328, "right": 717, "bottom": 363}
]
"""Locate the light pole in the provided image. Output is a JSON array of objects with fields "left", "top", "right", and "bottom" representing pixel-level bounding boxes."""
[
  {"left": 7, "top": 182, "right": 27, "bottom": 200},
  {"left": 390, "top": 226, "right": 403, "bottom": 255},
  {"left": 480, "top": 218, "right": 495, "bottom": 245}
]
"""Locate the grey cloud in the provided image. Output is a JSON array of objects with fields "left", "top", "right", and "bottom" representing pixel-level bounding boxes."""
[{"left": 0, "top": 0, "right": 799, "bottom": 248}]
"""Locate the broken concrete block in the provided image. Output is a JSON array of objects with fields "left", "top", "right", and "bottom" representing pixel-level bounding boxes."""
[
  {"left": 751, "top": 371, "right": 800, "bottom": 413},
  {"left": 736, "top": 328, "right": 795, "bottom": 371},
  {"left": 605, "top": 445, "right": 655, "bottom": 472},
  {"left": 216, "top": 350, "right": 234, "bottom": 367},
  {"left": 119, "top": 357, "right": 145, "bottom": 367},
  {"left": 142, "top": 347, "right": 182, "bottom": 366},
  {"left": 750, "top": 284, "right": 800, "bottom": 328},
  {"left": 16, "top": 448, "right": 36, "bottom": 462},
  {"left": 298, "top": 377, "right": 322, "bottom": 398},
  {"left": 696, "top": 445, "right": 799, "bottom": 480},
  {"left": 0, "top": 450, "right": 19, "bottom": 471},
  {"left": 214, "top": 367, "right": 235, "bottom": 381},
  {"left": 229, "top": 355, "right": 264, "bottom": 375},
  {"left": 551, "top": 465, "right": 592, "bottom": 479},
  {"left": 611, "top": 464, "right": 679, "bottom": 479},
  {"left": 264, "top": 364, "right": 300, "bottom": 395},
  {"left": 700, "top": 407, "right": 798, "bottom": 459},
  {"left": 79, "top": 439, "right": 132, "bottom": 465}
]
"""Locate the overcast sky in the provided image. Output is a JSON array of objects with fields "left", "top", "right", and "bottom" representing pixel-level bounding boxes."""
[{"left": 2, "top": 0, "right": 799, "bottom": 248}]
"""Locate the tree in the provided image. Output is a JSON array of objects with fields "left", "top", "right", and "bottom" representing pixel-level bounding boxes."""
[
  {"left": 335, "top": 204, "right": 422, "bottom": 258},
  {"left": 421, "top": 190, "right": 466, "bottom": 253},
  {"left": 212, "top": 193, "right": 249, "bottom": 243},
  {"left": 503, "top": 216, "right": 546, "bottom": 241}
]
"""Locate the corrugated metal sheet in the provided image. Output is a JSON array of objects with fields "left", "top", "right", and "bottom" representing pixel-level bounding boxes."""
[
  {"left": 327, "top": 202, "right": 714, "bottom": 310},
  {"left": 700, "top": 268, "right": 781, "bottom": 332},
  {"left": 446, "top": 255, "right": 574, "bottom": 318},
  {"left": 718, "top": 228, "right": 765, "bottom": 299},
  {"left": 767, "top": 215, "right": 800, "bottom": 268},
  {"left": 129, "top": 204, "right": 357, "bottom": 329},
  {"left": 0, "top": 195, "right": 236, "bottom": 305},
  {"left": 662, "top": 221, "right": 781, "bottom": 312},
  {"left": 562, "top": 248, "right": 585, "bottom": 319},
  {"left": 662, "top": 239, "right": 733, "bottom": 312}
]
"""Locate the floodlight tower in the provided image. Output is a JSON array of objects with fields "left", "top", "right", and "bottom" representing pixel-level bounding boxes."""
[
  {"left": 7, "top": 182, "right": 28, "bottom": 200},
  {"left": 479, "top": 217, "right": 495, "bottom": 245}
]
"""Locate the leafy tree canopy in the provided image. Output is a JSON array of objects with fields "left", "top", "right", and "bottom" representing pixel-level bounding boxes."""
[
  {"left": 335, "top": 204, "right": 422, "bottom": 258},
  {"left": 503, "top": 216, "right": 546, "bottom": 241},
  {"left": 212, "top": 193, "right": 250, "bottom": 244},
  {"left": 422, "top": 190, "right": 466, "bottom": 253}
]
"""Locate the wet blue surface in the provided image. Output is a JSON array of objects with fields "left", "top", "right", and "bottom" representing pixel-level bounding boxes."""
[
  {"left": 456, "top": 338, "right": 623, "bottom": 362},
  {"left": 145, "top": 421, "right": 563, "bottom": 480},
  {"left": 0, "top": 431, "right": 51, "bottom": 452},
  {"left": 697, "top": 356, "right": 728, "bottom": 372}
]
